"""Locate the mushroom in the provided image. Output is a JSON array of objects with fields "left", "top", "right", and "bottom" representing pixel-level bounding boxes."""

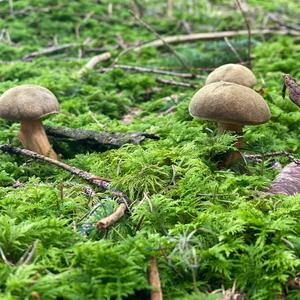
[
  {"left": 206, "top": 64, "right": 257, "bottom": 88},
  {"left": 0, "top": 84, "right": 59, "bottom": 160},
  {"left": 189, "top": 81, "right": 271, "bottom": 166}
]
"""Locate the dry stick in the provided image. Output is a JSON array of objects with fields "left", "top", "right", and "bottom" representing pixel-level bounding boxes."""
[
  {"left": 133, "top": 29, "right": 299, "bottom": 51},
  {"left": 149, "top": 256, "right": 163, "bottom": 300},
  {"left": 109, "top": 43, "right": 142, "bottom": 67},
  {"left": 23, "top": 43, "right": 79, "bottom": 61},
  {"left": 99, "top": 64, "right": 204, "bottom": 79},
  {"left": 0, "top": 144, "right": 130, "bottom": 229},
  {"left": 224, "top": 37, "right": 243, "bottom": 64},
  {"left": 268, "top": 13, "right": 300, "bottom": 32},
  {"left": 21, "top": 240, "right": 39, "bottom": 266},
  {"left": 79, "top": 52, "right": 112, "bottom": 75},
  {"left": 166, "top": 0, "right": 173, "bottom": 18},
  {"left": 244, "top": 151, "right": 300, "bottom": 164},
  {"left": 156, "top": 78, "right": 198, "bottom": 88},
  {"left": 130, "top": 10, "right": 192, "bottom": 74},
  {"left": 96, "top": 203, "right": 127, "bottom": 229},
  {"left": 236, "top": 0, "right": 252, "bottom": 68},
  {"left": 75, "top": 12, "right": 95, "bottom": 38},
  {"left": 0, "top": 246, "right": 13, "bottom": 266}
]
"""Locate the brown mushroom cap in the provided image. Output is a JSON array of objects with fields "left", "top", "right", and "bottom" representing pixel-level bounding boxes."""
[
  {"left": 205, "top": 64, "right": 257, "bottom": 87},
  {"left": 0, "top": 84, "right": 59, "bottom": 121},
  {"left": 189, "top": 81, "right": 271, "bottom": 125}
]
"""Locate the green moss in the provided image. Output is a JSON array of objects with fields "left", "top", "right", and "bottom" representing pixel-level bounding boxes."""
[{"left": 1, "top": 0, "right": 300, "bottom": 299}]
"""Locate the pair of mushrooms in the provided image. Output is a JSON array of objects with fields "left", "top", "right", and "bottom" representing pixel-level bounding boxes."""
[
  {"left": 189, "top": 64, "right": 271, "bottom": 165},
  {"left": 0, "top": 85, "right": 59, "bottom": 160}
]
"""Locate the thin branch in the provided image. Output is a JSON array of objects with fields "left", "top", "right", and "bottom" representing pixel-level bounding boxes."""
[
  {"left": 166, "top": 0, "right": 173, "bottom": 18},
  {"left": 75, "top": 12, "right": 95, "bottom": 38},
  {"left": 0, "top": 144, "right": 131, "bottom": 229},
  {"left": 77, "top": 203, "right": 103, "bottom": 224},
  {"left": 149, "top": 256, "right": 163, "bottom": 300},
  {"left": 23, "top": 43, "right": 79, "bottom": 61},
  {"left": 0, "top": 246, "right": 14, "bottom": 266},
  {"left": 133, "top": 29, "right": 299, "bottom": 51},
  {"left": 110, "top": 45, "right": 138, "bottom": 67},
  {"left": 98, "top": 64, "right": 204, "bottom": 79},
  {"left": 130, "top": 10, "right": 192, "bottom": 74},
  {"left": 224, "top": 37, "right": 243, "bottom": 64},
  {"left": 268, "top": 13, "right": 300, "bottom": 32},
  {"left": 20, "top": 240, "right": 39, "bottom": 265},
  {"left": 244, "top": 151, "right": 300, "bottom": 164},
  {"left": 236, "top": 0, "right": 252, "bottom": 68},
  {"left": 96, "top": 203, "right": 127, "bottom": 229},
  {"left": 156, "top": 78, "right": 198, "bottom": 88},
  {"left": 79, "top": 52, "right": 112, "bottom": 75}
]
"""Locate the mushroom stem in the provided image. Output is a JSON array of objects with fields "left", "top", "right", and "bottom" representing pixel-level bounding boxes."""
[
  {"left": 18, "top": 119, "right": 58, "bottom": 160},
  {"left": 218, "top": 122, "right": 244, "bottom": 166}
]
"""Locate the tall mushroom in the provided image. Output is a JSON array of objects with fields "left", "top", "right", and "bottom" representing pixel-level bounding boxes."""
[
  {"left": 189, "top": 81, "right": 271, "bottom": 166},
  {"left": 206, "top": 64, "right": 257, "bottom": 88},
  {"left": 0, "top": 84, "right": 59, "bottom": 160}
]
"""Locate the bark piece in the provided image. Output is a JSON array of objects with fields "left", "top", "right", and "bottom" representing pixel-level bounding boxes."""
[
  {"left": 268, "top": 162, "right": 300, "bottom": 195},
  {"left": 282, "top": 74, "right": 300, "bottom": 107}
]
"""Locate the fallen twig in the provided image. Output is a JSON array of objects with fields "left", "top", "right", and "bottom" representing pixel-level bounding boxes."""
[
  {"left": 224, "top": 37, "right": 243, "bottom": 64},
  {"left": 19, "top": 240, "right": 39, "bottom": 266},
  {"left": 0, "top": 246, "right": 13, "bottom": 266},
  {"left": 23, "top": 43, "right": 79, "bottom": 61},
  {"left": 268, "top": 13, "right": 300, "bottom": 33},
  {"left": 98, "top": 64, "right": 204, "bottom": 79},
  {"left": 75, "top": 12, "right": 95, "bottom": 38},
  {"left": 244, "top": 151, "right": 300, "bottom": 164},
  {"left": 134, "top": 29, "right": 300, "bottom": 51},
  {"left": 156, "top": 78, "right": 198, "bottom": 88},
  {"left": 236, "top": 0, "right": 252, "bottom": 68},
  {"left": 79, "top": 52, "right": 112, "bottom": 75},
  {"left": 149, "top": 256, "right": 163, "bottom": 300},
  {"left": 96, "top": 203, "right": 127, "bottom": 229},
  {"left": 0, "top": 144, "right": 130, "bottom": 229},
  {"left": 130, "top": 10, "right": 192, "bottom": 74}
]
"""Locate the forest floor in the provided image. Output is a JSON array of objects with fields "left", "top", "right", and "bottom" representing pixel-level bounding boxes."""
[{"left": 1, "top": 1, "right": 300, "bottom": 299}]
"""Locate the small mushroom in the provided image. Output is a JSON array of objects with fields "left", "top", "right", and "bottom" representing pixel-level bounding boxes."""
[
  {"left": 189, "top": 81, "right": 271, "bottom": 166},
  {"left": 0, "top": 84, "right": 59, "bottom": 160},
  {"left": 206, "top": 64, "right": 256, "bottom": 88}
]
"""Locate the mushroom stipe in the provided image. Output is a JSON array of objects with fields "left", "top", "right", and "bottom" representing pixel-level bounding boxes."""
[{"left": 189, "top": 81, "right": 271, "bottom": 166}]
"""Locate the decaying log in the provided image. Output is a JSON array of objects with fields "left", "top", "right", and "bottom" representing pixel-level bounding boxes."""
[{"left": 44, "top": 125, "right": 159, "bottom": 150}]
